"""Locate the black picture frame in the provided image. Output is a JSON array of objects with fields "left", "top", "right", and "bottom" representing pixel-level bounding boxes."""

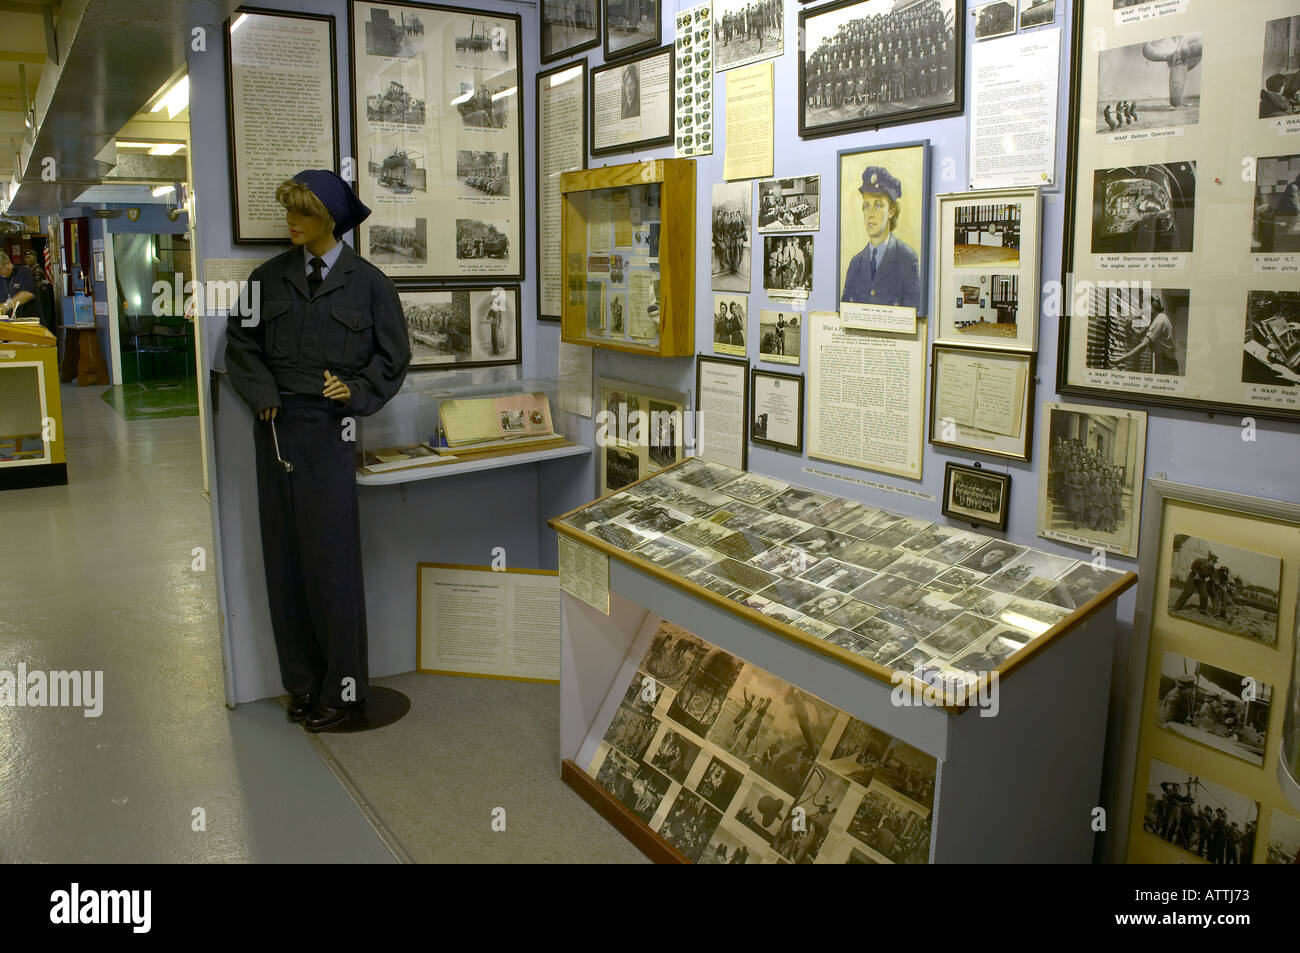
[
  {"left": 602, "top": 0, "right": 663, "bottom": 62},
  {"left": 347, "top": 0, "right": 525, "bottom": 284},
  {"left": 224, "top": 7, "right": 341, "bottom": 245},
  {"left": 696, "top": 354, "right": 750, "bottom": 471},
  {"left": 536, "top": 60, "right": 589, "bottom": 322},
  {"left": 798, "top": 0, "right": 964, "bottom": 140},
  {"left": 401, "top": 284, "right": 522, "bottom": 371},
  {"left": 590, "top": 46, "right": 676, "bottom": 156},
  {"left": 540, "top": 0, "right": 601, "bottom": 63},
  {"left": 928, "top": 343, "right": 1036, "bottom": 462},
  {"left": 750, "top": 368, "right": 805, "bottom": 454},
  {"left": 942, "top": 462, "right": 1010, "bottom": 532}
]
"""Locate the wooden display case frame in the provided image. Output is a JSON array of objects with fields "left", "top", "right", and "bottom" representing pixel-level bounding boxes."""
[{"left": 559, "top": 159, "right": 695, "bottom": 358}]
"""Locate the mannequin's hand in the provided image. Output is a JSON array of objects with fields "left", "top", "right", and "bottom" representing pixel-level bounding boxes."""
[
  {"left": 323, "top": 370, "right": 351, "bottom": 404},
  {"left": 259, "top": 406, "right": 279, "bottom": 421}
]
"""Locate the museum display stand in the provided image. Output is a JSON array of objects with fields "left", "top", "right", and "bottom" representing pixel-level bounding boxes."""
[
  {"left": 0, "top": 322, "right": 67, "bottom": 490},
  {"left": 560, "top": 158, "right": 695, "bottom": 357},
  {"left": 549, "top": 458, "right": 1136, "bottom": 863}
]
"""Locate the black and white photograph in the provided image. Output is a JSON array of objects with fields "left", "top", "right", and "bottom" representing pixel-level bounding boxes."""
[
  {"left": 973, "top": 0, "right": 1014, "bottom": 40},
  {"left": 733, "top": 779, "right": 788, "bottom": 843},
  {"left": 763, "top": 235, "right": 813, "bottom": 298},
  {"left": 799, "top": 0, "right": 962, "bottom": 138},
  {"left": 758, "top": 310, "right": 801, "bottom": 364},
  {"left": 668, "top": 647, "right": 745, "bottom": 737},
  {"left": 958, "top": 539, "right": 1024, "bottom": 574},
  {"left": 369, "top": 143, "right": 427, "bottom": 196},
  {"left": 917, "top": 611, "right": 994, "bottom": 658},
  {"left": 1155, "top": 651, "right": 1271, "bottom": 767},
  {"left": 669, "top": 517, "right": 735, "bottom": 550},
  {"left": 620, "top": 763, "right": 674, "bottom": 822},
  {"left": 719, "top": 472, "right": 788, "bottom": 504},
  {"left": 649, "top": 728, "right": 702, "bottom": 783},
  {"left": 1258, "top": 14, "right": 1300, "bottom": 120},
  {"left": 656, "top": 788, "right": 724, "bottom": 861},
  {"left": 605, "top": 446, "right": 640, "bottom": 491},
  {"left": 696, "top": 756, "right": 744, "bottom": 812},
  {"left": 1090, "top": 162, "right": 1196, "bottom": 254},
  {"left": 712, "top": 0, "right": 784, "bottom": 72},
  {"left": 593, "top": 745, "right": 639, "bottom": 801},
  {"left": 1267, "top": 811, "right": 1300, "bottom": 865},
  {"left": 364, "top": 6, "right": 425, "bottom": 58},
  {"left": 401, "top": 286, "right": 520, "bottom": 370},
  {"left": 698, "top": 824, "right": 762, "bottom": 864},
  {"left": 770, "top": 770, "right": 851, "bottom": 863},
  {"left": 365, "top": 75, "right": 426, "bottom": 125},
  {"left": 641, "top": 622, "right": 709, "bottom": 688},
  {"left": 822, "top": 597, "right": 879, "bottom": 630},
  {"left": 801, "top": 558, "right": 875, "bottom": 593},
  {"left": 1039, "top": 402, "right": 1146, "bottom": 558},
  {"left": 1252, "top": 153, "right": 1300, "bottom": 254},
  {"left": 949, "top": 625, "right": 1030, "bottom": 674},
  {"left": 711, "top": 181, "right": 752, "bottom": 292},
  {"left": 619, "top": 670, "right": 665, "bottom": 714},
  {"left": 1242, "top": 290, "right": 1300, "bottom": 388},
  {"left": 688, "top": 570, "right": 742, "bottom": 598},
  {"left": 603, "top": 0, "right": 661, "bottom": 60},
  {"left": 648, "top": 399, "right": 680, "bottom": 468},
  {"left": 952, "top": 200, "right": 1019, "bottom": 267},
  {"left": 847, "top": 779, "right": 932, "bottom": 864},
  {"left": 1085, "top": 286, "right": 1188, "bottom": 378},
  {"left": 756, "top": 577, "right": 827, "bottom": 612},
  {"left": 880, "top": 553, "right": 946, "bottom": 586},
  {"left": 1143, "top": 759, "right": 1258, "bottom": 864},
  {"left": 758, "top": 175, "right": 820, "bottom": 232},
  {"left": 712, "top": 293, "right": 747, "bottom": 356},
  {"left": 878, "top": 592, "right": 964, "bottom": 638},
  {"left": 749, "top": 543, "right": 821, "bottom": 577},
  {"left": 1165, "top": 535, "right": 1281, "bottom": 646},
  {"left": 369, "top": 218, "right": 428, "bottom": 265},
  {"left": 1018, "top": 0, "right": 1053, "bottom": 29},
  {"left": 455, "top": 150, "right": 510, "bottom": 198},
  {"left": 702, "top": 555, "right": 778, "bottom": 592},
  {"left": 540, "top": 0, "right": 599, "bottom": 63},
  {"left": 766, "top": 486, "right": 833, "bottom": 520},
  {"left": 927, "top": 529, "right": 986, "bottom": 564},
  {"left": 455, "top": 219, "right": 510, "bottom": 260},
  {"left": 981, "top": 548, "right": 1073, "bottom": 594},
  {"left": 942, "top": 463, "right": 1010, "bottom": 531},
  {"left": 602, "top": 703, "right": 659, "bottom": 761},
  {"left": 454, "top": 17, "right": 511, "bottom": 64},
  {"left": 799, "top": 587, "right": 853, "bottom": 621},
  {"left": 853, "top": 572, "right": 927, "bottom": 610},
  {"left": 1095, "top": 34, "right": 1202, "bottom": 134},
  {"left": 455, "top": 82, "right": 512, "bottom": 128}
]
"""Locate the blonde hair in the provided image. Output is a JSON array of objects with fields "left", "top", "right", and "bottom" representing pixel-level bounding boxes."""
[{"left": 275, "top": 180, "right": 335, "bottom": 230}]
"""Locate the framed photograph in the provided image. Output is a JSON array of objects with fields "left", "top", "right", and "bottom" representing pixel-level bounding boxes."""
[
  {"left": 349, "top": 1, "right": 523, "bottom": 282},
  {"left": 92, "top": 252, "right": 105, "bottom": 284},
  {"left": 973, "top": 0, "right": 1015, "bottom": 40},
  {"left": 598, "top": 376, "right": 686, "bottom": 495},
  {"left": 537, "top": 61, "right": 588, "bottom": 321},
  {"left": 225, "top": 8, "right": 340, "bottom": 244},
  {"left": 942, "top": 463, "right": 1010, "bottom": 531},
  {"left": 799, "top": 0, "right": 963, "bottom": 140},
  {"left": 929, "top": 344, "right": 1034, "bottom": 461},
  {"left": 1037, "top": 400, "right": 1146, "bottom": 558},
  {"left": 540, "top": 0, "right": 599, "bottom": 63},
  {"left": 757, "top": 175, "right": 820, "bottom": 232},
  {"left": 758, "top": 309, "right": 800, "bottom": 364},
  {"left": 713, "top": 0, "right": 783, "bottom": 72},
  {"left": 603, "top": 0, "right": 662, "bottom": 62},
  {"left": 711, "top": 180, "right": 751, "bottom": 292},
  {"left": 402, "top": 285, "right": 520, "bottom": 370},
  {"left": 711, "top": 293, "right": 747, "bottom": 356},
  {"left": 1058, "top": 2, "right": 1300, "bottom": 421},
  {"left": 1018, "top": 0, "right": 1054, "bottom": 29},
  {"left": 935, "top": 188, "right": 1040, "bottom": 350},
  {"left": 837, "top": 141, "right": 930, "bottom": 330},
  {"left": 750, "top": 369, "right": 804, "bottom": 453},
  {"left": 696, "top": 355, "right": 749, "bottom": 471},
  {"left": 591, "top": 46, "right": 675, "bottom": 155},
  {"left": 1166, "top": 536, "right": 1282, "bottom": 647},
  {"left": 1154, "top": 651, "right": 1271, "bottom": 767}
]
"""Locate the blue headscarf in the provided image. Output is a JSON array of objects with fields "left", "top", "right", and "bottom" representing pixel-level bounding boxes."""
[{"left": 291, "top": 169, "right": 372, "bottom": 237}]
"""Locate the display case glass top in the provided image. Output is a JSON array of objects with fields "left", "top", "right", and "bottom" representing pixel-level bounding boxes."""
[
  {"left": 560, "top": 159, "right": 695, "bottom": 357},
  {"left": 552, "top": 457, "right": 1135, "bottom": 699}
]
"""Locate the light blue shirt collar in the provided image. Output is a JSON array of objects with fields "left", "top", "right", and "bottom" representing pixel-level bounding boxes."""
[
  {"left": 868, "top": 232, "right": 895, "bottom": 264},
  {"left": 305, "top": 241, "right": 344, "bottom": 277}
]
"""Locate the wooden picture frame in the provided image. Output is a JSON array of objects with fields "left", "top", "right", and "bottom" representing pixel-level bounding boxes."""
[
  {"left": 590, "top": 45, "right": 676, "bottom": 155},
  {"left": 799, "top": 0, "right": 964, "bottom": 140},
  {"left": 696, "top": 354, "right": 749, "bottom": 471},
  {"left": 942, "top": 462, "right": 1010, "bottom": 531},
  {"left": 928, "top": 343, "right": 1035, "bottom": 461},
  {"left": 401, "top": 284, "right": 522, "bottom": 371},
  {"left": 602, "top": 0, "right": 663, "bottom": 62},
  {"left": 536, "top": 60, "right": 589, "bottom": 322},
  {"left": 750, "top": 368, "right": 804, "bottom": 454},
  {"left": 348, "top": 0, "right": 524, "bottom": 283},
  {"left": 225, "top": 7, "right": 340, "bottom": 245},
  {"left": 540, "top": 0, "right": 600, "bottom": 63}
]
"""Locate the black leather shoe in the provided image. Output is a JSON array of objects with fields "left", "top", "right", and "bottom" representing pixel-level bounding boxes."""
[
  {"left": 287, "top": 693, "right": 314, "bottom": 722},
  {"left": 304, "top": 703, "right": 364, "bottom": 732}
]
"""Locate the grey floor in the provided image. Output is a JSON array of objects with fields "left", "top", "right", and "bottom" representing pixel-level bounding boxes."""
[{"left": 0, "top": 383, "right": 642, "bottom": 863}]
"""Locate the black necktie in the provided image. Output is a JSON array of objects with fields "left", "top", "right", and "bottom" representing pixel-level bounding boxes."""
[{"left": 308, "top": 257, "right": 324, "bottom": 297}]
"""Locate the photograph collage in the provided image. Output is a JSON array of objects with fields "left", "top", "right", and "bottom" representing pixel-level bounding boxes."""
[
  {"left": 352, "top": 1, "right": 523, "bottom": 280},
  {"left": 586, "top": 619, "right": 939, "bottom": 863},
  {"left": 562, "top": 458, "right": 1124, "bottom": 693}
]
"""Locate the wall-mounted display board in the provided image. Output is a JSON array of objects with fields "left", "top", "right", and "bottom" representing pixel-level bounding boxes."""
[
  {"left": 561, "top": 159, "right": 696, "bottom": 357},
  {"left": 537, "top": 61, "right": 588, "bottom": 321},
  {"left": 798, "top": 0, "right": 964, "bottom": 139},
  {"left": 349, "top": 0, "right": 524, "bottom": 281},
  {"left": 1058, "top": 0, "right": 1300, "bottom": 421},
  {"left": 225, "top": 8, "right": 340, "bottom": 244},
  {"left": 1111, "top": 480, "right": 1300, "bottom": 864}
]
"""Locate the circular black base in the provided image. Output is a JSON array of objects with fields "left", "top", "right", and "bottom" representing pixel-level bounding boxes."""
[{"left": 294, "top": 686, "right": 411, "bottom": 734}]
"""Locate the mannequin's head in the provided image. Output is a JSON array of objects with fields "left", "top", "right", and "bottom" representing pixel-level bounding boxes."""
[{"left": 276, "top": 180, "right": 335, "bottom": 248}]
